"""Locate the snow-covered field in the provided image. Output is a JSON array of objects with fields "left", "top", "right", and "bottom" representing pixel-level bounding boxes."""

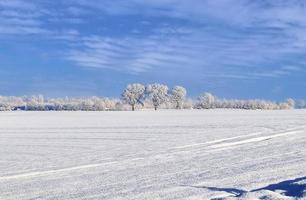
[{"left": 0, "top": 110, "right": 305, "bottom": 200}]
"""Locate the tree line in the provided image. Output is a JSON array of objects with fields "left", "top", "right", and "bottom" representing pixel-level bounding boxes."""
[{"left": 0, "top": 83, "right": 304, "bottom": 111}]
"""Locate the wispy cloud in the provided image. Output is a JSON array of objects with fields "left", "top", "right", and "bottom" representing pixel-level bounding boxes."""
[
  {"left": 0, "top": 0, "right": 46, "bottom": 35},
  {"left": 2, "top": 0, "right": 306, "bottom": 81},
  {"left": 0, "top": 0, "right": 36, "bottom": 10}
]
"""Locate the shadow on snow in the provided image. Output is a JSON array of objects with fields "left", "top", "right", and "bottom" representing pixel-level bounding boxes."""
[
  {"left": 183, "top": 176, "right": 306, "bottom": 198},
  {"left": 181, "top": 185, "right": 247, "bottom": 197},
  {"left": 251, "top": 176, "right": 306, "bottom": 198}
]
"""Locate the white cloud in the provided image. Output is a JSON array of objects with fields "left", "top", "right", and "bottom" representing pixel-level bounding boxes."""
[
  {"left": 1, "top": 0, "right": 306, "bottom": 81},
  {"left": 0, "top": 1, "right": 46, "bottom": 35},
  {"left": 64, "top": 24, "right": 302, "bottom": 79},
  {"left": 0, "top": 0, "right": 36, "bottom": 10}
]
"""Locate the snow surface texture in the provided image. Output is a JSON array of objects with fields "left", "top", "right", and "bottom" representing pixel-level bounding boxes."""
[{"left": 0, "top": 110, "right": 305, "bottom": 200}]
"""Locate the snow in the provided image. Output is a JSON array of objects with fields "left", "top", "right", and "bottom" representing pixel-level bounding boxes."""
[{"left": 0, "top": 110, "right": 305, "bottom": 200}]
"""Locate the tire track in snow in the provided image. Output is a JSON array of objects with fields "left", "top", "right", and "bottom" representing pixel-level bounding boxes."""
[
  {"left": 171, "top": 128, "right": 304, "bottom": 152},
  {"left": 0, "top": 129, "right": 303, "bottom": 181},
  {"left": 171, "top": 132, "right": 264, "bottom": 150},
  {"left": 209, "top": 130, "right": 302, "bottom": 150},
  {"left": 0, "top": 161, "right": 118, "bottom": 181}
]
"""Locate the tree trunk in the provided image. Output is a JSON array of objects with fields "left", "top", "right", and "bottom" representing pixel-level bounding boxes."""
[
  {"left": 132, "top": 104, "right": 135, "bottom": 111},
  {"left": 154, "top": 106, "right": 157, "bottom": 111}
]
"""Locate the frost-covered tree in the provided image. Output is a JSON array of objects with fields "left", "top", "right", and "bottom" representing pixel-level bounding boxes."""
[
  {"left": 170, "top": 86, "right": 187, "bottom": 109},
  {"left": 0, "top": 84, "right": 300, "bottom": 111},
  {"left": 196, "top": 93, "right": 216, "bottom": 109},
  {"left": 26, "top": 95, "right": 45, "bottom": 111},
  {"left": 121, "top": 83, "right": 145, "bottom": 111},
  {"left": 146, "top": 84, "right": 168, "bottom": 110},
  {"left": 183, "top": 98, "right": 193, "bottom": 109},
  {"left": 286, "top": 98, "right": 295, "bottom": 109},
  {"left": 296, "top": 100, "right": 306, "bottom": 109}
]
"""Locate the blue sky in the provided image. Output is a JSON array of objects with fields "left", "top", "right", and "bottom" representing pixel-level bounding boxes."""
[{"left": 0, "top": 0, "right": 306, "bottom": 100}]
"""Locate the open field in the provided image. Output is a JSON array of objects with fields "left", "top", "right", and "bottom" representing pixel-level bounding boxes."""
[{"left": 0, "top": 110, "right": 305, "bottom": 200}]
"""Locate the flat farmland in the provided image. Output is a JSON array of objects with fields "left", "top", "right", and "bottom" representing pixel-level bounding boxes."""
[{"left": 0, "top": 110, "right": 305, "bottom": 200}]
